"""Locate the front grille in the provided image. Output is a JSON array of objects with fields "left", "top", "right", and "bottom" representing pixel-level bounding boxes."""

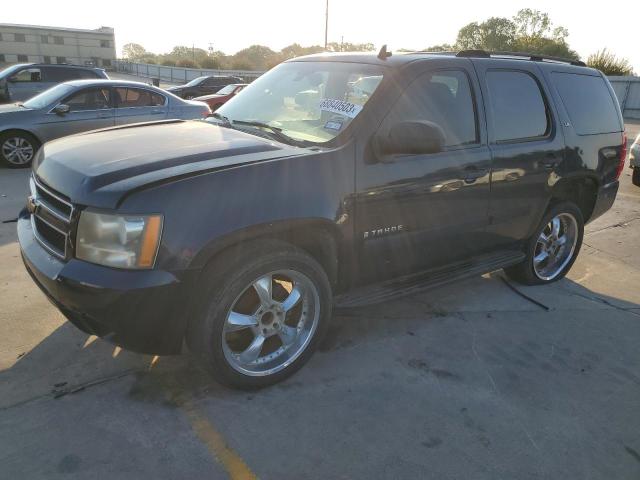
[{"left": 30, "top": 176, "right": 74, "bottom": 259}]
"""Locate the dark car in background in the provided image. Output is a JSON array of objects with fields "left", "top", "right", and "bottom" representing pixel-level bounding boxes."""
[
  {"left": 165, "top": 75, "right": 243, "bottom": 99},
  {"left": 0, "top": 79, "right": 210, "bottom": 167},
  {"left": 18, "top": 50, "right": 625, "bottom": 389},
  {"left": 194, "top": 83, "right": 247, "bottom": 111},
  {"left": 0, "top": 63, "right": 108, "bottom": 103}
]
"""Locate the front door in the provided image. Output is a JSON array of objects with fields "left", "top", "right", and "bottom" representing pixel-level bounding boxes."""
[
  {"left": 38, "top": 86, "right": 115, "bottom": 141},
  {"left": 471, "top": 59, "right": 566, "bottom": 247},
  {"left": 114, "top": 87, "right": 168, "bottom": 125},
  {"left": 355, "top": 64, "right": 492, "bottom": 283}
]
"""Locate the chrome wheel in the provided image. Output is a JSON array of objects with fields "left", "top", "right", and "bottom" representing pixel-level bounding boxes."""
[
  {"left": 222, "top": 270, "right": 320, "bottom": 377},
  {"left": 2, "top": 136, "right": 34, "bottom": 165},
  {"left": 533, "top": 212, "right": 578, "bottom": 281}
]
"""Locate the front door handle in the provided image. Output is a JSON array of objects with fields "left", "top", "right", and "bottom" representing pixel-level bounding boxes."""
[{"left": 463, "top": 166, "right": 487, "bottom": 184}]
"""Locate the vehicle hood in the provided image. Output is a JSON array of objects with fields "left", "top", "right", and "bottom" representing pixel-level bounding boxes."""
[
  {"left": 35, "top": 120, "right": 301, "bottom": 209},
  {"left": 0, "top": 103, "right": 32, "bottom": 114}
]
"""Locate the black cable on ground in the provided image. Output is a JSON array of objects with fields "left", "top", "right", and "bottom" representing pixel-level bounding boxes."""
[{"left": 500, "top": 277, "right": 550, "bottom": 311}]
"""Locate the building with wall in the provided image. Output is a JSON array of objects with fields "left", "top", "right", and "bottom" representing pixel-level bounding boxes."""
[{"left": 0, "top": 23, "right": 116, "bottom": 67}]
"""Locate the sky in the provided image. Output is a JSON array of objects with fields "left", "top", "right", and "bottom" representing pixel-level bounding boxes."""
[{"left": 4, "top": 0, "right": 640, "bottom": 72}]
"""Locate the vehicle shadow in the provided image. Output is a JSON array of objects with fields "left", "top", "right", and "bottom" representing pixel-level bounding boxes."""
[{"left": 2, "top": 270, "right": 638, "bottom": 411}]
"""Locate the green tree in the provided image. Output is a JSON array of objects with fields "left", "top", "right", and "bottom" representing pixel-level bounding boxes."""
[
  {"left": 587, "top": 49, "right": 634, "bottom": 76},
  {"left": 229, "top": 45, "right": 279, "bottom": 70},
  {"left": 454, "top": 9, "right": 578, "bottom": 60},
  {"left": 122, "top": 43, "right": 148, "bottom": 60}
]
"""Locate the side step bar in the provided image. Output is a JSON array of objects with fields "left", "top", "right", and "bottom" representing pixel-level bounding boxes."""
[{"left": 334, "top": 250, "right": 525, "bottom": 308}]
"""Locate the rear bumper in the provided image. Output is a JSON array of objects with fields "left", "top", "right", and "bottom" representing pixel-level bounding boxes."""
[
  {"left": 18, "top": 212, "right": 196, "bottom": 355},
  {"left": 589, "top": 180, "right": 619, "bottom": 223}
]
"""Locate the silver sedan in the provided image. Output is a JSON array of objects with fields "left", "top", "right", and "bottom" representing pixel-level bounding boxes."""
[{"left": 0, "top": 79, "right": 211, "bottom": 168}]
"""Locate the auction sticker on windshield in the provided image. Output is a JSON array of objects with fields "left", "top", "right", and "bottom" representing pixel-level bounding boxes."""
[{"left": 319, "top": 99, "right": 363, "bottom": 119}]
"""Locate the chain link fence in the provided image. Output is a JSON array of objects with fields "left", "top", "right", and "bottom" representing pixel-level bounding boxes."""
[{"left": 114, "top": 60, "right": 264, "bottom": 85}]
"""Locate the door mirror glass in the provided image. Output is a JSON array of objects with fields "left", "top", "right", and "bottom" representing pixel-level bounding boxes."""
[
  {"left": 377, "top": 121, "right": 445, "bottom": 156},
  {"left": 53, "top": 104, "right": 70, "bottom": 115}
]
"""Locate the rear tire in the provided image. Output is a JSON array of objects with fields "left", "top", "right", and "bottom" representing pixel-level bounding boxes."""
[
  {"left": 505, "top": 201, "right": 584, "bottom": 285},
  {"left": 632, "top": 167, "right": 640, "bottom": 187},
  {"left": 0, "top": 131, "right": 40, "bottom": 168},
  {"left": 186, "top": 240, "right": 332, "bottom": 389}
]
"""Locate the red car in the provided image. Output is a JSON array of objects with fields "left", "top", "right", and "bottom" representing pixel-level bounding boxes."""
[{"left": 194, "top": 83, "right": 247, "bottom": 111}]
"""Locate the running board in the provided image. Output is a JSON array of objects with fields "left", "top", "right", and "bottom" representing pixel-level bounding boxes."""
[{"left": 334, "top": 250, "right": 525, "bottom": 308}]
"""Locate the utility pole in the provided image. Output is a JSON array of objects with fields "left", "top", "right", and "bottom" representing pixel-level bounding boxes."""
[{"left": 324, "top": 0, "right": 329, "bottom": 50}]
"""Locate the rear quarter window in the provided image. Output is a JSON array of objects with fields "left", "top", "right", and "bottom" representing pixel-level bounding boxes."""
[{"left": 551, "top": 72, "right": 621, "bottom": 135}]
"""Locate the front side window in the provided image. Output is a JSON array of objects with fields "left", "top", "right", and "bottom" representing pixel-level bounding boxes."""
[
  {"left": 383, "top": 69, "right": 478, "bottom": 147},
  {"left": 486, "top": 70, "right": 549, "bottom": 142},
  {"left": 116, "top": 88, "right": 165, "bottom": 107},
  {"left": 217, "top": 61, "right": 385, "bottom": 143},
  {"left": 10, "top": 67, "right": 41, "bottom": 82},
  {"left": 62, "top": 88, "right": 112, "bottom": 111}
]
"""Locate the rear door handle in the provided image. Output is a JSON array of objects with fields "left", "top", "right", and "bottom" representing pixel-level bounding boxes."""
[{"left": 542, "top": 154, "right": 560, "bottom": 170}]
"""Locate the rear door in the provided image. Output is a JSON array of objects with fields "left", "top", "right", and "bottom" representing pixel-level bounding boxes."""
[
  {"left": 39, "top": 86, "right": 115, "bottom": 140},
  {"left": 356, "top": 61, "right": 492, "bottom": 281},
  {"left": 114, "top": 87, "right": 168, "bottom": 124},
  {"left": 472, "top": 59, "right": 565, "bottom": 247}
]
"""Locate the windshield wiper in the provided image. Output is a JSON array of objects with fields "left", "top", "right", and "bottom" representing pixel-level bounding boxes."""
[
  {"left": 231, "top": 120, "right": 309, "bottom": 147},
  {"left": 210, "top": 112, "right": 232, "bottom": 126}
]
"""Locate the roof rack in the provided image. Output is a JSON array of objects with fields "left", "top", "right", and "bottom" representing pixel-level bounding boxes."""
[{"left": 456, "top": 49, "right": 586, "bottom": 67}]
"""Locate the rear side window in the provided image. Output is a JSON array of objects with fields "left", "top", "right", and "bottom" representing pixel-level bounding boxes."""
[
  {"left": 551, "top": 72, "right": 621, "bottom": 135},
  {"left": 44, "top": 67, "right": 80, "bottom": 82},
  {"left": 385, "top": 69, "right": 478, "bottom": 147},
  {"left": 486, "top": 71, "right": 549, "bottom": 142},
  {"left": 116, "top": 88, "right": 166, "bottom": 107}
]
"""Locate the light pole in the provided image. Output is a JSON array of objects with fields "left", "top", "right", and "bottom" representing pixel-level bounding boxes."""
[{"left": 324, "top": 0, "right": 328, "bottom": 50}]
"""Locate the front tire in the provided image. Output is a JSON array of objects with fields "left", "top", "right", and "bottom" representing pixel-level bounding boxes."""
[
  {"left": 187, "top": 240, "right": 332, "bottom": 389},
  {"left": 505, "top": 201, "right": 584, "bottom": 285},
  {"left": 0, "top": 131, "right": 40, "bottom": 168},
  {"left": 632, "top": 167, "right": 640, "bottom": 187}
]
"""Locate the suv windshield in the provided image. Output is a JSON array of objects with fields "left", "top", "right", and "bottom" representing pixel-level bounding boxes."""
[
  {"left": 23, "top": 84, "right": 74, "bottom": 109},
  {"left": 215, "top": 61, "right": 385, "bottom": 143}
]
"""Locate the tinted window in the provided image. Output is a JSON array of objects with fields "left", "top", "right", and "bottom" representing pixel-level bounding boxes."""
[
  {"left": 44, "top": 67, "right": 81, "bottom": 82},
  {"left": 551, "top": 72, "right": 621, "bottom": 135},
  {"left": 75, "top": 69, "right": 101, "bottom": 79},
  {"left": 11, "top": 68, "right": 41, "bottom": 82},
  {"left": 62, "top": 88, "right": 112, "bottom": 111},
  {"left": 486, "top": 71, "right": 548, "bottom": 142},
  {"left": 385, "top": 70, "right": 478, "bottom": 147},
  {"left": 116, "top": 88, "right": 165, "bottom": 107}
]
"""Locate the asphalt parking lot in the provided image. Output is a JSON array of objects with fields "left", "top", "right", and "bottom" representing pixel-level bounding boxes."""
[{"left": 1, "top": 122, "right": 640, "bottom": 479}]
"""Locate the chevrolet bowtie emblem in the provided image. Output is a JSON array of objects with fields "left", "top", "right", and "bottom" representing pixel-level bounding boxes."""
[{"left": 26, "top": 195, "right": 38, "bottom": 215}]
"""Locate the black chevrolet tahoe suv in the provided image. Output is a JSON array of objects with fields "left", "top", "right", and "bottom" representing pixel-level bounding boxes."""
[{"left": 18, "top": 49, "right": 626, "bottom": 389}]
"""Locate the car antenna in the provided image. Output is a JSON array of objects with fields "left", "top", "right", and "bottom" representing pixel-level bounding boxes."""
[{"left": 377, "top": 44, "right": 392, "bottom": 60}]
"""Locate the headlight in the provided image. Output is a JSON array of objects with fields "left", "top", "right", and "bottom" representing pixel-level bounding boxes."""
[{"left": 76, "top": 210, "right": 163, "bottom": 269}]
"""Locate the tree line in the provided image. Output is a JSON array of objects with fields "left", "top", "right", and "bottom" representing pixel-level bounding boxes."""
[{"left": 122, "top": 10, "right": 634, "bottom": 76}]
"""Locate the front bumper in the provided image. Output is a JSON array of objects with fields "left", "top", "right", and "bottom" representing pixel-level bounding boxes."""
[
  {"left": 18, "top": 212, "right": 196, "bottom": 355},
  {"left": 589, "top": 180, "right": 619, "bottom": 223}
]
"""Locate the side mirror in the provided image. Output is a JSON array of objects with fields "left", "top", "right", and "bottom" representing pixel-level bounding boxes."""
[
  {"left": 376, "top": 121, "right": 445, "bottom": 156},
  {"left": 53, "top": 104, "right": 70, "bottom": 115}
]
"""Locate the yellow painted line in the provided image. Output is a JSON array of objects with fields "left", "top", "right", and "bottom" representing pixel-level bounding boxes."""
[
  {"left": 162, "top": 378, "right": 257, "bottom": 480},
  {"left": 181, "top": 400, "right": 257, "bottom": 480}
]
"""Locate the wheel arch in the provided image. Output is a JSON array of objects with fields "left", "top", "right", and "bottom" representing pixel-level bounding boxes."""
[
  {"left": 0, "top": 128, "right": 42, "bottom": 146},
  {"left": 549, "top": 174, "right": 598, "bottom": 223},
  {"left": 191, "top": 218, "right": 345, "bottom": 292}
]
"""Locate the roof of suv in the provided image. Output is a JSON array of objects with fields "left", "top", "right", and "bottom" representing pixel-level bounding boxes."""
[
  {"left": 15, "top": 62, "right": 104, "bottom": 71},
  {"left": 290, "top": 50, "right": 593, "bottom": 72}
]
